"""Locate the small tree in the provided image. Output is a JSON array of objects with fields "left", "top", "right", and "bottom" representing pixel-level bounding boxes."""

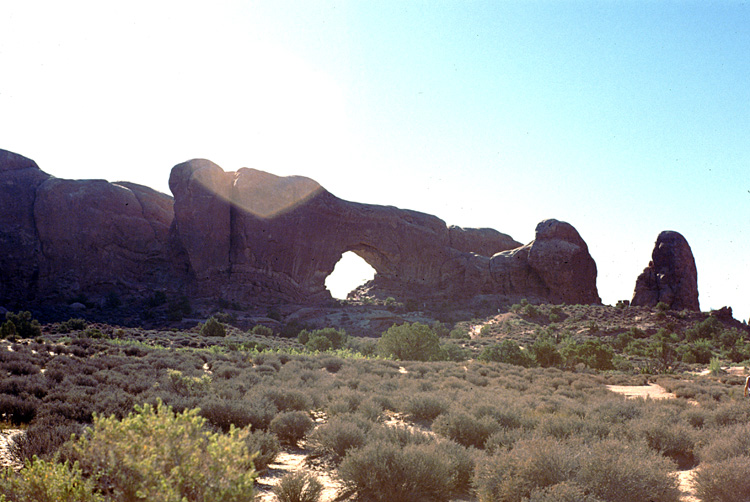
[
  {"left": 478, "top": 340, "right": 535, "bottom": 367},
  {"left": 200, "top": 316, "right": 226, "bottom": 337},
  {"left": 377, "top": 323, "right": 442, "bottom": 361},
  {"left": 4, "top": 311, "right": 41, "bottom": 339}
]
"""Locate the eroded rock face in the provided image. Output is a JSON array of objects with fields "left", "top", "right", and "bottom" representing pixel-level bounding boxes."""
[
  {"left": 487, "top": 219, "right": 601, "bottom": 305},
  {"left": 0, "top": 149, "right": 174, "bottom": 305},
  {"left": 0, "top": 149, "right": 601, "bottom": 308},
  {"left": 168, "top": 163, "right": 600, "bottom": 305},
  {"left": 631, "top": 231, "right": 699, "bottom": 311}
]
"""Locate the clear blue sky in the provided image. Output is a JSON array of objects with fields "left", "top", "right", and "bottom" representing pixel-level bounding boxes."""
[{"left": 1, "top": 1, "right": 748, "bottom": 320}]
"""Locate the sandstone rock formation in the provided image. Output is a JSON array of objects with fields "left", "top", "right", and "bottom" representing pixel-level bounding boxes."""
[
  {"left": 631, "top": 231, "right": 699, "bottom": 311},
  {"left": 168, "top": 159, "right": 599, "bottom": 305},
  {"left": 0, "top": 149, "right": 601, "bottom": 308},
  {"left": 0, "top": 149, "right": 174, "bottom": 305}
]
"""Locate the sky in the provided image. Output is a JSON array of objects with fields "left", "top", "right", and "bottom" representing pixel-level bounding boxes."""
[{"left": 1, "top": 1, "right": 748, "bottom": 320}]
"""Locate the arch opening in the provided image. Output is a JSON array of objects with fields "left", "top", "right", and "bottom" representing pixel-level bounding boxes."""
[{"left": 325, "top": 251, "right": 376, "bottom": 299}]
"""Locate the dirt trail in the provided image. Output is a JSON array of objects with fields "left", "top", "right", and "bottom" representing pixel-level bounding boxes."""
[
  {"left": 0, "top": 430, "right": 23, "bottom": 470},
  {"left": 254, "top": 447, "right": 344, "bottom": 502}
]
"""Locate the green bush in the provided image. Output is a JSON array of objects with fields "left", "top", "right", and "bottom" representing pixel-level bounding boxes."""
[
  {"left": 377, "top": 323, "right": 442, "bottom": 361},
  {"left": 685, "top": 316, "right": 723, "bottom": 342},
  {"left": 58, "top": 400, "right": 256, "bottom": 501},
  {"left": 250, "top": 324, "right": 274, "bottom": 336},
  {"left": 273, "top": 472, "right": 323, "bottom": 502},
  {"left": 200, "top": 316, "right": 226, "bottom": 337},
  {"left": 298, "top": 328, "right": 348, "bottom": 352},
  {"left": 529, "top": 338, "right": 563, "bottom": 367},
  {"left": 0, "top": 457, "right": 103, "bottom": 502},
  {"left": 269, "top": 411, "right": 314, "bottom": 446},
  {"left": 560, "top": 339, "right": 614, "bottom": 370},
  {"left": 478, "top": 340, "right": 535, "bottom": 367},
  {"left": 167, "top": 369, "right": 211, "bottom": 396}
]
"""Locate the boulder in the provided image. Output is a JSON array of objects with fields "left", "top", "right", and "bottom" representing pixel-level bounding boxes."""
[
  {"left": 631, "top": 231, "right": 699, "bottom": 311},
  {"left": 488, "top": 219, "right": 601, "bottom": 305}
]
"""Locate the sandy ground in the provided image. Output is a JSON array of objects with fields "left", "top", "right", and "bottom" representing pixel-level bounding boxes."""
[
  {"left": 0, "top": 429, "right": 23, "bottom": 470},
  {"left": 254, "top": 447, "right": 344, "bottom": 502},
  {"left": 605, "top": 382, "right": 677, "bottom": 400}
]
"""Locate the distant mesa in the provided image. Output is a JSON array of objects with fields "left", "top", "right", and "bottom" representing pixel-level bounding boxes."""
[
  {"left": 631, "top": 230, "right": 699, "bottom": 311},
  {"left": 0, "top": 148, "right": 601, "bottom": 309}
]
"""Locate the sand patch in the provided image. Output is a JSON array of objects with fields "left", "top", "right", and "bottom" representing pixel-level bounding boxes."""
[{"left": 605, "top": 383, "right": 676, "bottom": 400}]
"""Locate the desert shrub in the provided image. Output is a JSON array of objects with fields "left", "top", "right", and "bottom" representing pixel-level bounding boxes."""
[
  {"left": 58, "top": 400, "right": 256, "bottom": 501},
  {"left": 685, "top": 316, "right": 723, "bottom": 342},
  {"left": 527, "top": 481, "right": 604, "bottom": 502},
  {"left": 308, "top": 415, "right": 368, "bottom": 460},
  {"left": 478, "top": 340, "right": 534, "bottom": 367},
  {"left": 0, "top": 394, "right": 38, "bottom": 425},
  {"left": 708, "top": 400, "right": 750, "bottom": 427},
  {"left": 57, "top": 318, "right": 88, "bottom": 333},
  {"left": 475, "top": 437, "right": 680, "bottom": 502},
  {"left": 262, "top": 387, "right": 313, "bottom": 412},
  {"left": 10, "top": 418, "right": 85, "bottom": 461},
  {"left": 273, "top": 472, "right": 323, "bottom": 502},
  {"left": 250, "top": 324, "right": 274, "bottom": 336},
  {"left": 200, "top": 316, "right": 226, "bottom": 337},
  {"left": 440, "top": 342, "right": 470, "bottom": 361},
  {"left": 377, "top": 322, "right": 442, "bottom": 361},
  {"left": 338, "top": 440, "right": 452, "bottom": 502},
  {"left": 269, "top": 411, "right": 314, "bottom": 446},
  {"left": 371, "top": 424, "right": 432, "bottom": 447},
  {"left": 434, "top": 440, "right": 476, "bottom": 495},
  {"left": 298, "top": 328, "right": 348, "bottom": 351},
  {"left": 403, "top": 393, "right": 449, "bottom": 421},
  {"left": 243, "top": 429, "right": 280, "bottom": 472},
  {"left": 449, "top": 327, "right": 470, "bottom": 339},
  {"left": 433, "top": 411, "right": 500, "bottom": 449},
  {"left": 560, "top": 339, "right": 614, "bottom": 370},
  {"left": 3, "top": 311, "right": 41, "bottom": 339},
  {"left": 529, "top": 337, "right": 563, "bottom": 367},
  {"left": 0, "top": 321, "right": 17, "bottom": 340},
  {"left": 166, "top": 369, "right": 211, "bottom": 396},
  {"left": 679, "top": 338, "right": 714, "bottom": 364},
  {"left": 632, "top": 420, "right": 696, "bottom": 468},
  {"left": 474, "top": 437, "right": 577, "bottom": 502},
  {"left": 198, "top": 397, "right": 273, "bottom": 432},
  {"left": 698, "top": 423, "right": 750, "bottom": 463},
  {"left": 694, "top": 455, "right": 750, "bottom": 502},
  {"left": 575, "top": 440, "right": 681, "bottom": 502},
  {"left": 0, "top": 457, "right": 103, "bottom": 502}
]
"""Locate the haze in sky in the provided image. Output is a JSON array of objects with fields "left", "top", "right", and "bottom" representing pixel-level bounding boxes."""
[{"left": 1, "top": 1, "right": 748, "bottom": 320}]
